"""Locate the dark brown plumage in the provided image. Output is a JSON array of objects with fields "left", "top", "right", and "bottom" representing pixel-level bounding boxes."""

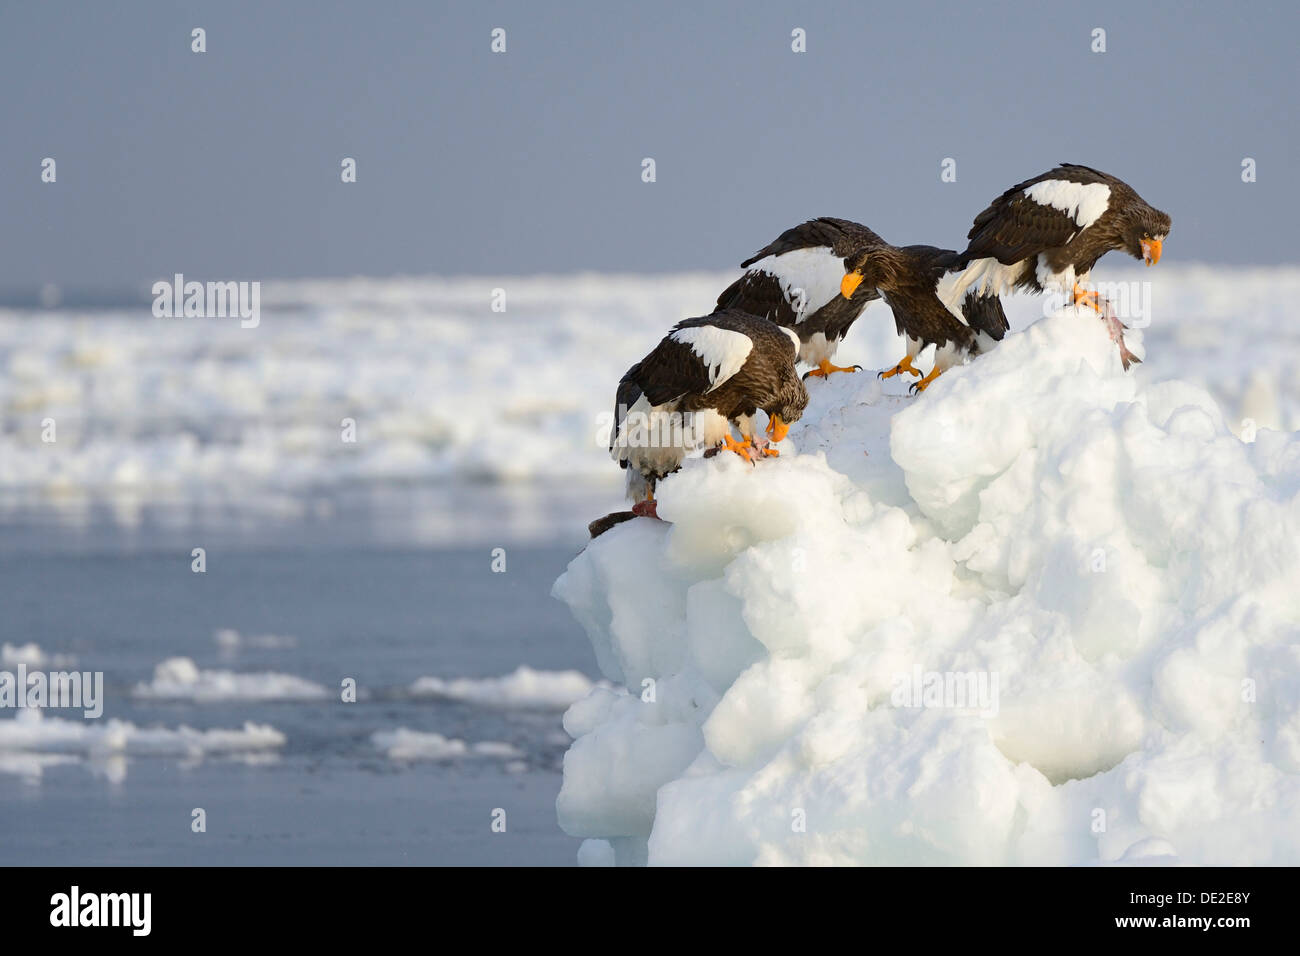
[
  {"left": 610, "top": 309, "right": 808, "bottom": 511},
  {"left": 714, "top": 218, "right": 885, "bottom": 377},
  {"left": 958, "top": 164, "right": 1171, "bottom": 291},
  {"left": 942, "top": 164, "right": 1169, "bottom": 370},
  {"left": 841, "top": 242, "right": 1009, "bottom": 391}
]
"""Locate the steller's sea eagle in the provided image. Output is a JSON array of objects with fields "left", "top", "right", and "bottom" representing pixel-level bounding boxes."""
[
  {"left": 713, "top": 218, "right": 886, "bottom": 378},
  {"left": 610, "top": 309, "right": 808, "bottom": 517},
  {"left": 838, "top": 242, "right": 1010, "bottom": 392},
  {"left": 939, "top": 163, "right": 1171, "bottom": 368}
]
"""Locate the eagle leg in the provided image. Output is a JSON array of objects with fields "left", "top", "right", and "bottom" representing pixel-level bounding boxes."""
[
  {"left": 1072, "top": 285, "right": 1106, "bottom": 314},
  {"left": 908, "top": 366, "right": 943, "bottom": 394},
  {"left": 878, "top": 355, "right": 923, "bottom": 380},
  {"left": 631, "top": 484, "right": 659, "bottom": 519},
  {"left": 803, "top": 358, "right": 862, "bottom": 379},
  {"left": 719, "top": 433, "right": 754, "bottom": 464}
]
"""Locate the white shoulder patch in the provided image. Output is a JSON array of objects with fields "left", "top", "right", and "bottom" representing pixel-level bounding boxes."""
[
  {"left": 747, "top": 246, "right": 845, "bottom": 323},
  {"left": 1023, "top": 179, "right": 1112, "bottom": 229},
  {"left": 670, "top": 325, "right": 754, "bottom": 392}
]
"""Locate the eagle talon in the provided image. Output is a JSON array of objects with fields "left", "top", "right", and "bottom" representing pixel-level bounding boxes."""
[
  {"left": 720, "top": 433, "right": 754, "bottom": 464},
  {"left": 1072, "top": 285, "right": 1108, "bottom": 315},
  {"left": 908, "top": 367, "right": 942, "bottom": 394},
  {"left": 804, "top": 359, "right": 860, "bottom": 379},
  {"left": 879, "top": 355, "right": 923, "bottom": 380}
]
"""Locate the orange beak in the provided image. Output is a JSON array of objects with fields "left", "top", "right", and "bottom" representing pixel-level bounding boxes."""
[
  {"left": 766, "top": 414, "right": 788, "bottom": 442},
  {"left": 840, "top": 270, "right": 864, "bottom": 299},
  {"left": 1141, "top": 238, "right": 1162, "bottom": 267}
]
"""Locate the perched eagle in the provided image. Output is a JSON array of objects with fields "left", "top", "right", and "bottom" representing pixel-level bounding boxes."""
[
  {"left": 940, "top": 163, "right": 1171, "bottom": 368},
  {"left": 610, "top": 309, "right": 808, "bottom": 517},
  {"left": 713, "top": 218, "right": 885, "bottom": 377},
  {"left": 838, "top": 242, "right": 1010, "bottom": 392}
]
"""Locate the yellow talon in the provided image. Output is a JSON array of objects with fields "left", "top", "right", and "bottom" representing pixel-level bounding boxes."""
[
  {"left": 720, "top": 433, "right": 753, "bottom": 463},
  {"left": 804, "top": 358, "right": 861, "bottom": 379},
  {"left": 878, "top": 355, "right": 922, "bottom": 380},
  {"left": 1073, "top": 285, "right": 1105, "bottom": 314},
  {"left": 909, "top": 366, "right": 943, "bottom": 394}
]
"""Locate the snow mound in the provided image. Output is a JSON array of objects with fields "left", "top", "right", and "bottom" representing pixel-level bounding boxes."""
[
  {"left": 0, "top": 709, "right": 285, "bottom": 779},
  {"left": 553, "top": 308, "right": 1300, "bottom": 866},
  {"left": 409, "top": 666, "right": 599, "bottom": 710},
  {"left": 371, "top": 728, "right": 523, "bottom": 762},
  {"left": 132, "top": 657, "right": 329, "bottom": 702}
]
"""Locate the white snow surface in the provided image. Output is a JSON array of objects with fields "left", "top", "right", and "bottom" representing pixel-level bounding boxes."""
[
  {"left": 552, "top": 305, "right": 1300, "bottom": 866},
  {"left": 131, "top": 657, "right": 330, "bottom": 702},
  {"left": 409, "top": 666, "right": 599, "bottom": 710},
  {"left": 1, "top": 268, "right": 1297, "bottom": 537}
]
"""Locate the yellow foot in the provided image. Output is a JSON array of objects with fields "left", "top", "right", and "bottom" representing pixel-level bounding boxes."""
[
  {"left": 908, "top": 366, "right": 943, "bottom": 394},
  {"left": 877, "top": 355, "right": 922, "bottom": 380},
  {"left": 803, "top": 358, "right": 862, "bottom": 379},
  {"left": 720, "top": 433, "right": 754, "bottom": 463},
  {"left": 1073, "top": 285, "right": 1105, "bottom": 314}
]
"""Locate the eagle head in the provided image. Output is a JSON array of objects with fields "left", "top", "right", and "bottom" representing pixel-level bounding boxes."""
[
  {"left": 839, "top": 247, "right": 895, "bottom": 298},
  {"left": 1127, "top": 208, "right": 1171, "bottom": 267},
  {"left": 762, "top": 377, "right": 809, "bottom": 443}
]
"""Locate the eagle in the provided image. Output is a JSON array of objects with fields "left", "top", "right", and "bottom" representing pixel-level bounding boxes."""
[
  {"left": 838, "top": 242, "right": 1009, "bottom": 391},
  {"left": 837, "top": 244, "right": 1008, "bottom": 390},
  {"left": 713, "top": 217, "right": 885, "bottom": 378},
  {"left": 940, "top": 163, "right": 1171, "bottom": 368},
  {"left": 610, "top": 309, "right": 808, "bottom": 517}
]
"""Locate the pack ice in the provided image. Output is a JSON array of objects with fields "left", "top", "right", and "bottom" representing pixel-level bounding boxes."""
[{"left": 552, "top": 307, "right": 1300, "bottom": 866}]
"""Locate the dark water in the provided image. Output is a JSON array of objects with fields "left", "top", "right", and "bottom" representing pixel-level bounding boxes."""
[{"left": 0, "top": 488, "right": 605, "bottom": 866}]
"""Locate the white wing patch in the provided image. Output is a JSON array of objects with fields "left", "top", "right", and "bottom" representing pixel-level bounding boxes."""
[
  {"left": 747, "top": 246, "right": 846, "bottom": 323},
  {"left": 1023, "top": 180, "right": 1111, "bottom": 229},
  {"left": 670, "top": 325, "right": 753, "bottom": 392},
  {"left": 937, "top": 257, "right": 1027, "bottom": 311}
]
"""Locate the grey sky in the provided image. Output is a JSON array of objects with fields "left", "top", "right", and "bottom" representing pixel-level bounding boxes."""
[{"left": 2, "top": 0, "right": 1295, "bottom": 294}]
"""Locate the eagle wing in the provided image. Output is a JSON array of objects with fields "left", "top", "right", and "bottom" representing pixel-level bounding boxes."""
[
  {"left": 627, "top": 313, "right": 757, "bottom": 408},
  {"left": 740, "top": 217, "right": 886, "bottom": 268},
  {"left": 902, "top": 244, "right": 1011, "bottom": 343},
  {"left": 964, "top": 165, "right": 1117, "bottom": 265},
  {"left": 961, "top": 290, "right": 1010, "bottom": 342}
]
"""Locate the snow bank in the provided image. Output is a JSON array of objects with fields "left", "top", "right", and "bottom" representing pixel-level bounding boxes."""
[
  {"left": 409, "top": 666, "right": 598, "bottom": 710},
  {"left": 132, "top": 657, "right": 329, "bottom": 702},
  {"left": 553, "top": 307, "right": 1300, "bottom": 866},
  {"left": 0, "top": 709, "right": 285, "bottom": 780},
  {"left": 371, "top": 728, "right": 523, "bottom": 762}
]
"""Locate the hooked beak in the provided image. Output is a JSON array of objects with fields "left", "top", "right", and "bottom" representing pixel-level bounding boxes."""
[
  {"left": 1141, "top": 238, "right": 1162, "bottom": 267},
  {"left": 766, "top": 414, "right": 789, "bottom": 443},
  {"left": 840, "top": 270, "right": 864, "bottom": 299}
]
